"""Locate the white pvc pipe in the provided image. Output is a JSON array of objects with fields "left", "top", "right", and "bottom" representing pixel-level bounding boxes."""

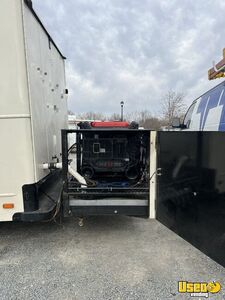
[
  {"left": 42, "top": 162, "right": 62, "bottom": 170},
  {"left": 68, "top": 166, "right": 87, "bottom": 188},
  {"left": 42, "top": 162, "right": 87, "bottom": 187},
  {"left": 42, "top": 163, "right": 50, "bottom": 170}
]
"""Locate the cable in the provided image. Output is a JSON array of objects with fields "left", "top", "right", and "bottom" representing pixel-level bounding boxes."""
[
  {"left": 85, "top": 178, "right": 97, "bottom": 187},
  {"left": 129, "top": 169, "right": 157, "bottom": 188},
  {"left": 69, "top": 176, "right": 97, "bottom": 187},
  {"left": 149, "top": 170, "right": 158, "bottom": 181},
  {"left": 39, "top": 189, "right": 62, "bottom": 223},
  {"left": 68, "top": 143, "right": 77, "bottom": 153}
]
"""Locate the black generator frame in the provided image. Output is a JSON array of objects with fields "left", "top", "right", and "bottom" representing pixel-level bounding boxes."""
[{"left": 61, "top": 129, "right": 151, "bottom": 217}]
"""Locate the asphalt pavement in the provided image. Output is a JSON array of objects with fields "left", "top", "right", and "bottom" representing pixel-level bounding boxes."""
[{"left": 0, "top": 217, "right": 224, "bottom": 300}]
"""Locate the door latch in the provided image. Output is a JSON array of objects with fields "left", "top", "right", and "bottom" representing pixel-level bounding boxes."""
[{"left": 156, "top": 168, "right": 162, "bottom": 176}]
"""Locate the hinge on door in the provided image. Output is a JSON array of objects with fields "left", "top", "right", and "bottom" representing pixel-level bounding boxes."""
[
  {"left": 150, "top": 168, "right": 162, "bottom": 181},
  {"left": 156, "top": 168, "right": 162, "bottom": 176}
]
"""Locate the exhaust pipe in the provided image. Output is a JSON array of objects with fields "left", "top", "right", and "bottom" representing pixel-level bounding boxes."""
[{"left": 42, "top": 162, "right": 87, "bottom": 187}]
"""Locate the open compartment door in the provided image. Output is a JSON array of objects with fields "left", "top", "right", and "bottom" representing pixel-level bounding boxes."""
[{"left": 157, "top": 131, "right": 225, "bottom": 267}]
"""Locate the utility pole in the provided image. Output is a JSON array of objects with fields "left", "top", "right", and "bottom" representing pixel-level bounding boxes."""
[{"left": 120, "top": 101, "right": 124, "bottom": 121}]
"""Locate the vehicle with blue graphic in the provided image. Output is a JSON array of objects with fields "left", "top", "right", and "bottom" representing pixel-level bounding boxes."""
[{"left": 177, "top": 81, "right": 225, "bottom": 131}]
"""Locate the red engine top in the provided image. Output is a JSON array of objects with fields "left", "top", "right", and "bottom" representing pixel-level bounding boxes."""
[{"left": 91, "top": 121, "right": 129, "bottom": 128}]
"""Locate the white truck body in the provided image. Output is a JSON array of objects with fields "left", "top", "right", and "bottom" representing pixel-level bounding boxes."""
[
  {"left": 0, "top": 0, "right": 67, "bottom": 221},
  {"left": 183, "top": 81, "right": 225, "bottom": 131}
]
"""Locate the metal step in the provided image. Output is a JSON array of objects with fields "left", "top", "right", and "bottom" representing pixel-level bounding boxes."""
[{"left": 69, "top": 198, "right": 148, "bottom": 206}]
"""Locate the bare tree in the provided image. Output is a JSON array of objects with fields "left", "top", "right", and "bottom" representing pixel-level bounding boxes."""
[
  {"left": 109, "top": 113, "right": 121, "bottom": 121},
  {"left": 73, "top": 109, "right": 168, "bottom": 130},
  {"left": 126, "top": 110, "right": 165, "bottom": 130},
  {"left": 76, "top": 112, "right": 106, "bottom": 121},
  {"left": 160, "top": 91, "right": 187, "bottom": 125},
  {"left": 68, "top": 110, "right": 75, "bottom": 115},
  {"left": 126, "top": 110, "right": 151, "bottom": 123},
  {"left": 140, "top": 117, "right": 166, "bottom": 130}
]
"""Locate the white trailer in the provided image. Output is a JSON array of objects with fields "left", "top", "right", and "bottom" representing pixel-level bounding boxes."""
[{"left": 0, "top": 0, "right": 68, "bottom": 222}]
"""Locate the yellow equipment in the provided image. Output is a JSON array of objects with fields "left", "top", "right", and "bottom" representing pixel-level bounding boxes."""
[{"left": 208, "top": 48, "right": 225, "bottom": 80}]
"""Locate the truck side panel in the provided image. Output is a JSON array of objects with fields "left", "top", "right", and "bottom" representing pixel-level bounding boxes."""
[
  {"left": 0, "top": 0, "right": 35, "bottom": 221},
  {"left": 23, "top": 3, "right": 68, "bottom": 182},
  {"left": 0, "top": 119, "right": 34, "bottom": 221}
]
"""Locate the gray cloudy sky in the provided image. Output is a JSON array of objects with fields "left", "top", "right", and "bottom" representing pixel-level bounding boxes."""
[{"left": 33, "top": 0, "right": 225, "bottom": 116}]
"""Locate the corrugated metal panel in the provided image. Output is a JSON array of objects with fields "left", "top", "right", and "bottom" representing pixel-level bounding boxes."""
[{"left": 23, "top": 0, "right": 66, "bottom": 59}]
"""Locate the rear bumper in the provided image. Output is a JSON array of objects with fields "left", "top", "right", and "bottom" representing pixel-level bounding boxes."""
[
  {"left": 70, "top": 205, "right": 148, "bottom": 217},
  {"left": 13, "top": 170, "right": 63, "bottom": 222},
  {"left": 68, "top": 198, "right": 149, "bottom": 217}
]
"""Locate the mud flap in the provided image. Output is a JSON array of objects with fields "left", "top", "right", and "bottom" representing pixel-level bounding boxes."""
[
  {"left": 156, "top": 131, "right": 225, "bottom": 268},
  {"left": 13, "top": 170, "right": 63, "bottom": 222}
]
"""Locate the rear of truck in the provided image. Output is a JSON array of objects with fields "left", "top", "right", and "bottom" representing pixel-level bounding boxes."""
[
  {"left": 0, "top": 0, "right": 35, "bottom": 221},
  {"left": 0, "top": 0, "right": 68, "bottom": 222}
]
